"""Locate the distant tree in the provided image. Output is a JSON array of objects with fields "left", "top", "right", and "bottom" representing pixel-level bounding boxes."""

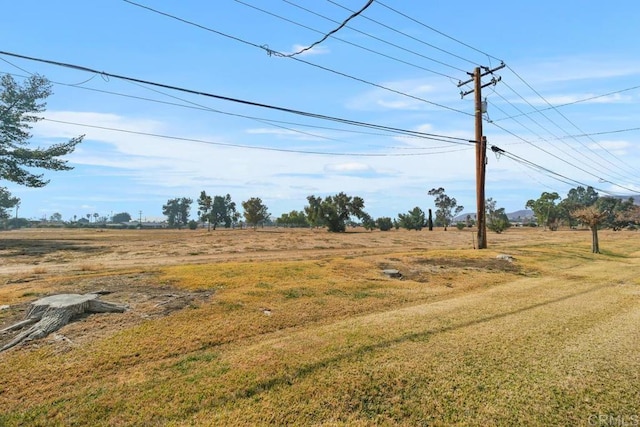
[
  {"left": 212, "top": 194, "right": 237, "bottom": 229},
  {"left": 427, "top": 208, "right": 433, "bottom": 231},
  {"left": 112, "top": 212, "right": 132, "bottom": 223},
  {"left": 428, "top": 187, "right": 463, "bottom": 231},
  {"left": 617, "top": 204, "right": 640, "bottom": 229},
  {"left": 1, "top": 74, "right": 83, "bottom": 194},
  {"left": 304, "top": 195, "right": 325, "bottom": 228},
  {"left": 559, "top": 186, "right": 599, "bottom": 227},
  {"left": 572, "top": 206, "right": 608, "bottom": 253},
  {"left": 49, "top": 212, "right": 62, "bottom": 222},
  {"left": 486, "top": 198, "right": 511, "bottom": 234},
  {"left": 188, "top": 220, "right": 198, "bottom": 230},
  {"left": 596, "top": 196, "right": 635, "bottom": 230},
  {"left": 0, "top": 188, "right": 19, "bottom": 220},
  {"left": 397, "top": 207, "right": 426, "bottom": 231},
  {"left": 361, "top": 213, "right": 376, "bottom": 231},
  {"left": 377, "top": 217, "right": 393, "bottom": 231},
  {"left": 465, "top": 214, "right": 474, "bottom": 228},
  {"left": 162, "top": 197, "right": 193, "bottom": 229},
  {"left": 526, "top": 192, "right": 561, "bottom": 230},
  {"left": 242, "top": 197, "right": 269, "bottom": 229},
  {"left": 306, "top": 192, "right": 368, "bottom": 232},
  {"left": 6, "top": 217, "right": 29, "bottom": 229},
  {"left": 276, "top": 210, "right": 309, "bottom": 228},
  {"left": 197, "top": 191, "right": 213, "bottom": 231},
  {"left": 93, "top": 213, "right": 99, "bottom": 223}
]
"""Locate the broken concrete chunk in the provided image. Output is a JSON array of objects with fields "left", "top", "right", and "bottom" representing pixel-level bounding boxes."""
[
  {"left": 496, "top": 254, "right": 515, "bottom": 262},
  {"left": 382, "top": 269, "right": 402, "bottom": 278}
]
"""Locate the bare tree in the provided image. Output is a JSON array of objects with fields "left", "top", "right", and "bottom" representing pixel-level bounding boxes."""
[{"left": 572, "top": 206, "right": 608, "bottom": 254}]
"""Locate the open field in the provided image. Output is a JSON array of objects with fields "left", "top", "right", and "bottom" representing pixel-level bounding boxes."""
[{"left": 1, "top": 227, "right": 639, "bottom": 426}]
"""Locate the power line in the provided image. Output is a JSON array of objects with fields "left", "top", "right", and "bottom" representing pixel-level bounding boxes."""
[
  {"left": 1, "top": 69, "right": 469, "bottom": 154},
  {"left": 277, "top": 0, "right": 468, "bottom": 73},
  {"left": 488, "top": 87, "right": 633, "bottom": 185},
  {"left": 375, "top": 1, "right": 503, "bottom": 63},
  {"left": 490, "top": 145, "right": 622, "bottom": 196},
  {"left": 0, "top": 50, "right": 473, "bottom": 144},
  {"left": 236, "top": 0, "right": 459, "bottom": 79},
  {"left": 280, "top": 0, "right": 374, "bottom": 57},
  {"left": 325, "top": 0, "right": 480, "bottom": 68},
  {"left": 488, "top": 121, "right": 639, "bottom": 193},
  {"left": 491, "top": 83, "right": 640, "bottom": 123},
  {"left": 504, "top": 64, "right": 639, "bottom": 178},
  {"left": 121, "top": 0, "right": 471, "bottom": 115},
  {"left": 42, "top": 118, "right": 473, "bottom": 157}
]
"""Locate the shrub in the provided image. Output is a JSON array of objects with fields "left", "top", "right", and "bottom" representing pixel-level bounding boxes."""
[{"left": 377, "top": 217, "right": 393, "bottom": 231}]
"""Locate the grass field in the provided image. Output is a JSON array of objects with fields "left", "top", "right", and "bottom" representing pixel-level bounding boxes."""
[{"left": 0, "top": 227, "right": 639, "bottom": 426}]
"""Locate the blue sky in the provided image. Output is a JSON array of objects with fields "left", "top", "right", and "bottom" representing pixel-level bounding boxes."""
[{"left": 2, "top": 1, "right": 639, "bottom": 221}]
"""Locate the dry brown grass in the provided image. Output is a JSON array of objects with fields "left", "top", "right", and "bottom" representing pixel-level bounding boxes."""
[{"left": 0, "top": 227, "right": 639, "bottom": 426}]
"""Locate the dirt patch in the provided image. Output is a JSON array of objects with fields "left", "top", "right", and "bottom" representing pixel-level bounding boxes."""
[
  {"left": 378, "top": 256, "right": 523, "bottom": 284},
  {"left": 0, "top": 273, "right": 212, "bottom": 353}
]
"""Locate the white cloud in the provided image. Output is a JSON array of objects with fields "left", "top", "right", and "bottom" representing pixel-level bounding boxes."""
[
  {"left": 324, "top": 162, "right": 372, "bottom": 174},
  {"left": 287, "top": 44, "right": 330, "bottom": 56}
]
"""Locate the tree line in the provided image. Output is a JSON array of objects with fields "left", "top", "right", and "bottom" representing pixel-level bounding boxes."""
[
  {"left": 526, "top": 186, "right": 640, "bottom": 253},
  {"left": 158, "top": 188, "right": 484, "bottom": 233}
]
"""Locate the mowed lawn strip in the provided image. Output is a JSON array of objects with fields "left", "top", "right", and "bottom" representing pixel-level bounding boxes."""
[{"left": 0, "top": 229, "right": 638, "bottom": 426}]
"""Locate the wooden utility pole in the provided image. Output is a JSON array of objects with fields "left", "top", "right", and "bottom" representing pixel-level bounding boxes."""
[{"left": 458, "top": 63, "right": 505, "bottom": 249}]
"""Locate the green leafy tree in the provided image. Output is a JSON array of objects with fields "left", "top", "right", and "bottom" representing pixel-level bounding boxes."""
[
  {"left": 486, "top": 198, "right": 511, "bottom": 234},
  {"left": 397, "top": 207, "right": 426, "bottom": 231},
  {"left": 162, "top": 197, "right": 192, "bottom": 229},
  {"left": 304, "top": 195, "right": 325, "bottom": 228},
  {"left": 111, "top": 212, "right": 132, "bottom": 223},
  {"left": 1, "top": 74, "right": 83, "bottom": 191},
  {"left": 616, "top": 204, "right": 640, "bottom": 229},
  {"left": 242, "top": 197, "right": 269, "bottom": 229},
  {"left": 276, "top": 210, "right": 309, "bottom": 228},
  {"left": 596, "top": 196, "right": 635, "bottom": 230},
  {"left": 376, "top": 217, "right": 393, "bottom": 231},
  {"left": 559, "top": 186, "right": 599, "bottom": 227},
  {"left": 0, "top": 187, "right": 19, "bottom": 220},
  {"left": 526, "top": 192, "right": 561, "bottom": 230},
  {"left": 197, "top": 191, "right": 213, "bottom": 230},
  {"left": 360, "top": 212, "right": 376, "bottom": 231},
  {"left": 212, "top": 194, "right": 237, "bottom": 229},
  {"left": 49, "top": 212, "right": 62, "bottom": 222},
  {"left": 428, "top": 187, "right": 463, "bottom": 230},
  {"left": 307, "top": 192, "right": 367, "bottom": 233}
]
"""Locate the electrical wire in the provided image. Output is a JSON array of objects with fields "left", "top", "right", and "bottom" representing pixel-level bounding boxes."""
[
  {"left": 490, "top": 144, "right": 621, "bottom": 196},
  {"left": 121, "top": 0, "right": 471, "bottom": 115},
  {"left": 236, "top": 0, "right": 458, "bottom": 79},
  {"left": 375, "top": 1, "right": 503, "bottom": 63},
  {"left": 42, "top": 118, "right": 473, "bottom": 157},
  {"left": 488, "top": 120, "right": 639, "bottom": 193},
  {"left": 278, "top": 0, "right": 468, "bottom": 73},
  {"left": 491, "top": 83, "right": 640, "bottom": 122},
  {"left": 281, "top": 0, "right": 373, "bottom": 57},
  {"left": 488, "top": 87, "right": 632, "bottom": 184},
  {"left": 0, "top": 69, "right": 468, "bottom": 154},
  {"left": 502, "top": 66, "right": 639, "bottom": 178},
  {"left": 0, "top": 50, "right": 473, "bottom": 144},
  {"left": 324, "top": 0, "right": 479, "bottom": 68}
]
